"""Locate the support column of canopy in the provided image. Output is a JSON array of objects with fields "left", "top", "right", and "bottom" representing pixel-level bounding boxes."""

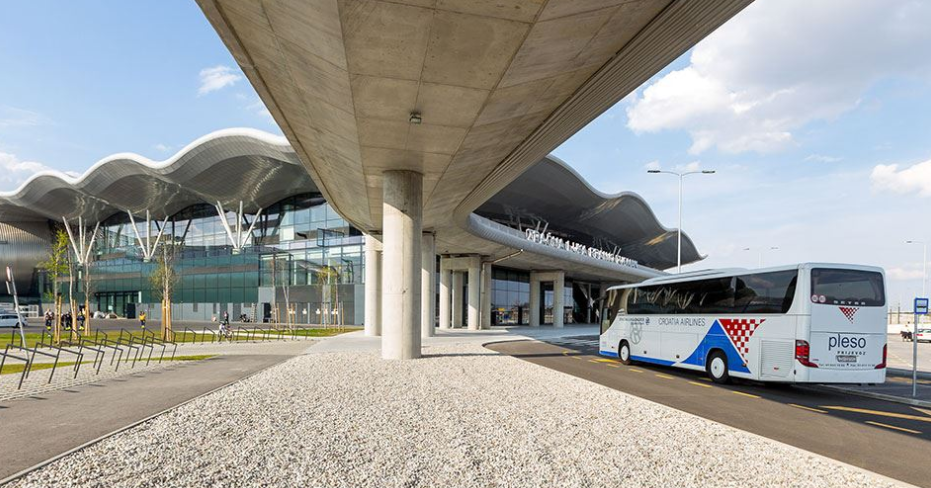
[
  {"left": 481, "top": 262, "right": 492, "bottom": 329},
  {"left": 467, "top": 256, "right": 481, "bottom": 330},
  {"left": 126, "top": 210, "right": 169, "bottom": 262},
  {"left": 364, "top": 234, "right": 382, "bottom": 337},
  {"left": 529, "top": 272, "right": 541, "bottom": 327},
  {"left": 451, "top": 271, "right": 464, "bottom": 328},
  {"left": 381, "top": 170, "right": 422, "bottom": 360},
  {"left": 439, "top": 265, "right": 451, "bottom": 330},
  {"left": 421, "top": 233, "right": 436, "bottom": 338},
  {"left": 215, "top": 201, "right": 262, "bottom": 254},
  {"left": 553, "top": 271, "right": 565, "bottom": 328}
]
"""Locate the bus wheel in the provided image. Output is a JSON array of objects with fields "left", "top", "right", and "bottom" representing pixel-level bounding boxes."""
[
  {"left": 707, "top": 351, "right": 730, "bottom": 384},
  {"left": 618, "top": 341, "right": 632, "bottom": 365}
]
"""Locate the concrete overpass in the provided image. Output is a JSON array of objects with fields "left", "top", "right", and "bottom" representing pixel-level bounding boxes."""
[{"left": 195, "top": 0, "right": 752, "bottom": 359}]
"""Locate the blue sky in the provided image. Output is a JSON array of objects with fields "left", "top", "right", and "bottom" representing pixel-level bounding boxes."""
[{"left": 2, "top": 1, "right": 931, "bottom": 307}]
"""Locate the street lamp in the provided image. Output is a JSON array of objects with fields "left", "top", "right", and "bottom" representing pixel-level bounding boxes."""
[
  {"left": 743, "top": 246, "right": 779, "bottom": 268},
  {"left": 906, "top": 240, "right": 927, "bottom": 298},
  {"left": 647, "top": 168, "right": 716, "bottom": 273}
]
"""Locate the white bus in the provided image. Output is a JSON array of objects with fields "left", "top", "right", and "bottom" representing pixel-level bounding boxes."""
[{"left": 599, "top": 263, "right": 887, "bottom": 384}]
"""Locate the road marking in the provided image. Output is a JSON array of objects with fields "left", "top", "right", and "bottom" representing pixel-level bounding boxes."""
[
  {"left": 655, "top": 373, "right": 675, "bottom": 380},
  {"left": 594, "top": 358, "right": 617, "bottom": 363},
  {"left": 688, "top": 381, "right": 711, "bottom": 388},
  {"left": 788, "top": 403, "right": 827, "bottom": 414},
  {"left": 698, "top": 377, "right": 713, "bottom": 382},
  {"left": 912, "top": 407, "right": 931, "bottom": 417},
  {"left": 606, "top": 364, "right": 620, "bottom": 368},
  {"left": 732, "top": 391, "right": 760, "bottom": 399},
  {"left": 588, "top": 359, "right": 601, "bottom": 364},
  {"left": 865, "top": 421, "right": 921, "bottom": 435},
  {"left": 629, "top": 368, "right": 644, "bottom": 373},
  {"left": 822, "top": 406, "right": 931, "bottom": 423}
]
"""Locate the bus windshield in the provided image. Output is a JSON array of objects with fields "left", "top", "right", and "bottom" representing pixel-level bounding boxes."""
[{"left": 811, "top": 268, "right": 884, "bottom": 306}]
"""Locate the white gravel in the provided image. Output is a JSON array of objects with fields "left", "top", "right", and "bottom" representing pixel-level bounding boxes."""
[{"left": 8, "top": 343, "right": 901, "bottom": 488}]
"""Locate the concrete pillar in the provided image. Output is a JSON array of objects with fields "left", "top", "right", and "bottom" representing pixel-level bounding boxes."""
[
  {"left": 439, "top": 265, "right": 451, "bottom": 330},
  {"left": 364, "top": 234, "right": 381, "bottom": 337},
  {"left": 421, "top": 233, "right": 436, "bottom": 338},
  {"left": 467, "top": 256, "right": 480, "bottom": 330},
  {"left": 381, "top": 170, "right": 422, "bottom": 360},
  {"left": 481, "top": 262, "right": 492, "bottom": 329},
  {"left": 529, "top": 272, "right": 541, "bottom": 327},
  {"left": 452, "top": 271, "right": 464, "bottom": 328},
  {"left": 553, "top": 272, "right": 565, "bottom": 328}
]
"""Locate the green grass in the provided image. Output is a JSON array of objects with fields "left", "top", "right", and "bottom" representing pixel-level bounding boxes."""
[{"left": 0, "top": 354, "right": 217, "bottom": 376}]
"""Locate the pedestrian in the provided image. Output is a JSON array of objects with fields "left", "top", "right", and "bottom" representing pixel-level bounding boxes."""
[
  {"left": 44, "top": 310, "right": 53, "bottom": 330},
  {"left": 77, "top": 310, "right": 86, "bottom": 331},
  {"left": 139, "top": 310, "right": 147, "bottom": 329}
]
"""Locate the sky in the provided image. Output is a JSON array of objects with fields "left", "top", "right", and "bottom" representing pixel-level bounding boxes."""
[{"left": 2, "top": 1, "right": 931, "bottom": 309}]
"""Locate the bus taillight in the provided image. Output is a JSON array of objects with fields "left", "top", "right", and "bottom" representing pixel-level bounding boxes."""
[
  {"left": 795, "top": 340, "right": 818, "bottom": 368},
  {"left": 875, "top": 344, "right": 887, "bottom": 369}
]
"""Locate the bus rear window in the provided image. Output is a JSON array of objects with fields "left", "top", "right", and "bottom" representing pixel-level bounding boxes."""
[{"left": 811, "top": 269, "right": 884, "bottom": 306}]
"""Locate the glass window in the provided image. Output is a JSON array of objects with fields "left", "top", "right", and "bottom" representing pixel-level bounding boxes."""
[
  {"left": 734, "top": 270, "right": 798, "bottom": 314},
  {"left": 811, "top": 268, "right": 884, "bottom": 306}
]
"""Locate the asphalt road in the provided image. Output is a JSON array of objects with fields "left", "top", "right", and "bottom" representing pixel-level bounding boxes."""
[{"left": 488, "top": 335, "right": 931, "bottom": 488}]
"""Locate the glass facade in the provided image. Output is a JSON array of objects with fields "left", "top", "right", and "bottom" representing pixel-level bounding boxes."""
[{"left": 50, "top": 193, "right": 366, "bottom": 324}]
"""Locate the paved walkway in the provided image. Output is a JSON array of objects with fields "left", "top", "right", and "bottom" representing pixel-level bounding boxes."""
[{"left": 0, "top": 341, "right": 309, "bottom": 481}]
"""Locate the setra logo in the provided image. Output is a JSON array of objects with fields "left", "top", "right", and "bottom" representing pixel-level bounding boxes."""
[{"left": 838, "top": 306, "right": 858, "bottom": 323}]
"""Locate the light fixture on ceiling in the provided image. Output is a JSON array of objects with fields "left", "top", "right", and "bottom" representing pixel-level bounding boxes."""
[{"left": 409, "top": 112, "right": 422, "bottom": 125}]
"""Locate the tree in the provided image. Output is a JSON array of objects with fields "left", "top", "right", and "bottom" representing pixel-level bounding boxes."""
[
  {"left": 40, "top": 229, "right": 69, "bottom": 345},
  {"left": 316, "top": 264, "right": 340, "bottom": 328},
  {"left": 149, "top": 241, "right": 179, "bottom": 341}
]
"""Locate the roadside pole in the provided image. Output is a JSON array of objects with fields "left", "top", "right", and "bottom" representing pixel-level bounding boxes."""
[
  {"left": 6, "top": 266, "right": 28, "bottom": 348},
  {"left": 914, "top": 297, "right": 928, "bottom": 397}
]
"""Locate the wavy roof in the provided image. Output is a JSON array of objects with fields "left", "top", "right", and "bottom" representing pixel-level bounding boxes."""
[
  {"left": 475, "top": 155, "right": 702, "bottom": 270},
  {"left": 0, "top": 129, "right": 700, "bottom": 270},
  {"left": 0, "top": 128, "right": 315, "bottom": 222}
]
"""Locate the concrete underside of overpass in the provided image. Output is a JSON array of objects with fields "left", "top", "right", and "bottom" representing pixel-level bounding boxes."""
[{"left": 197, "top": 0, "right": 752, "bottom": 358}]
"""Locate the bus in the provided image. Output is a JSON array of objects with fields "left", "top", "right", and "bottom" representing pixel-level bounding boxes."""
[{"left": 598, "top": 263, "right": 887, "bottom": 384}]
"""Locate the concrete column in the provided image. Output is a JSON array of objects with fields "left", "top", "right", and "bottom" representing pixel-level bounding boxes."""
[
  {"left": 381, "top": 170, "right": 422, "bottom": 360},
  {"left": 452, "top": 271, "right": 464, "bottom": 328},
  {"left": 481, "top": 262, "right": 492, "bottom": 329},
  {"left": 364, "top": 234, "right": 381, "bottom": 336},
  {"left": 553, "top": 271, "right": 565, "bottom": 328},
  {"left": 421, "top": 233, "right": 436, "bottom": 338},
  {"left": 467, "top": 256, "right": 481, "bottom": 330},
  {"left": 529, "top": 272, "right": 541, "bottom": 327},
  {"left": 585, "top": 283, "right": 593, "bottom": 324},
  {"left": 439, "top": 265, "right": 451, "bottom": 330}
]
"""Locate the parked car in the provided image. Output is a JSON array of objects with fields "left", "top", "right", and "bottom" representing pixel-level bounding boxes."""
[
  {"left": 0, "top": 313, "right": 27, "bottom": 328},
  {"left": 917, "top": 329, "right": 931, "bottom": 343}
]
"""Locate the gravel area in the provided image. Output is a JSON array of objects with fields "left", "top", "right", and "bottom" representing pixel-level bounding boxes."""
[{"left": 8, "top": 343, "right": 900, "bottom": 488}]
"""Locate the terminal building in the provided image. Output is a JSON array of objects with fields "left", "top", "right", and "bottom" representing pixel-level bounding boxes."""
[{"left": 0, "top": 129, "right": 701, "bottom": 327}]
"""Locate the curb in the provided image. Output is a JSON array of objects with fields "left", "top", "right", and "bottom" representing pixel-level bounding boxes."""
[
  {"left": 0, "top": 356, "right": 287, "bottom": 486},
  {"left": 811, "top": 384, "right": 931, "bottom": 408}
]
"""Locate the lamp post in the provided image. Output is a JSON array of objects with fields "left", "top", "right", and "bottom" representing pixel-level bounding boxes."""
[
  {"left": 743, "top": 246, "right": 779, "bottom": 268},
  {"left": 906, "top": 240, "right": 927, "bottom": 298},
  {"left": 647, "top": 168, "right": 716, "bottom": 273}
]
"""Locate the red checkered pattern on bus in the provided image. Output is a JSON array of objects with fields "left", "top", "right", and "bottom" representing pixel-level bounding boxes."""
[
  {"left": 719, "top": 318, "right": 764, "bottom": 358},
  {"left": 839, "top": 306, "right": 859, "bottom": 323}
]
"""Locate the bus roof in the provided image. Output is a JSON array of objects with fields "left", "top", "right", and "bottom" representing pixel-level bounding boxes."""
[{"left": 605, "top": 263, "right": 884, "bottom": 292}]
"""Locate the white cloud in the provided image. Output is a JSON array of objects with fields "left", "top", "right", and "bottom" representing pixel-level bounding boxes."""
[
  {"left": 0, "top": 106, "right": 46, "bottom": 128},
  {"left": 804, "top": 154, "right": 842, "bottom": 163},
  {"left": 198, "top": 65, "right": 242, "bottom": 96},
  {"left": 626, "top": 0, "right": 931, "bottom": 155},
  {"left": 870, "top": 159, "right": 931, "bottom": 197},
  {"left": 153, "top": 143, "right": 172, "bottom": 152},
  {"left": 247, "top": 99, "right": 272, "bottom": 120},
  {"left": 0, "top": 151, "right": 50, "bottom": 190},
  {"left": 888, "top": 267, "right": 926, "bottom": 281},
  {"left": 643, "top": 160, "right": 660, "bottom": 171}
]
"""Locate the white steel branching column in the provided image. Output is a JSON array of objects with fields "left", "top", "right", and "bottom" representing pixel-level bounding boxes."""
[
  {"left": 364, "top": 234, "right": 382, "bottom": 337},
  {"left": 439, "top": 264, "right": 451, "bottom": 330},
  {"left": 381, "top": 170, "right": 422, "bottom": 360},
  {"left": 215, "top": 201, "right": 263, "bottom": 254},
  {"left": 421, "top": 233, "right": 436, "bottom": 338},
  {"left": 126, "top": 210, "right": 168, "bottom": 262},
  {"left": 467, "top": 256, "right": 480, "bottom": 330},
  {"left": 62, "top": 216, "right": 100, "bottom": 265}
]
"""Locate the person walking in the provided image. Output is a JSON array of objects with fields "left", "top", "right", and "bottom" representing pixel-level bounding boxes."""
[{"left": 139, "top": 310, "right": 147, "bottom": 329}]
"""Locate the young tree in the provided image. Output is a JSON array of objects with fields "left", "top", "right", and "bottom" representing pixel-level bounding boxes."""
[
  {"left": 149, "top": 241, "right": 179, "bottom": 341},
  {"left": 316, "top": 264, "right": 339, "bottom": 328},
  {"left": 40, "top": 229, "right": 69, "bottom": 344}
]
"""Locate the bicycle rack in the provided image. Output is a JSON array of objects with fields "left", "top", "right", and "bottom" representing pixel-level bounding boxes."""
[
  {"left": 1, "top": 345, "right": 30, "bottom": 389},
  {"left": 202, "top": 327, "right": 217, "bottom": 344},
  {"left": 30, "top": 342, "right": 84, "bottom": 382},
  {"left": 114, "top": 337, "right": 142, "bottom": 369},
  {"left": 88, "top": 338, "right": 126, "bottom": 371},
  {"left": 128, "top": 336, "right": 155, "bottom": 366},
  {"left": 142, "top": 335, "right": 170, "bottom": 363},
  {"left": 63, "top": 340, "right": 106, "bottom": 375}
]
